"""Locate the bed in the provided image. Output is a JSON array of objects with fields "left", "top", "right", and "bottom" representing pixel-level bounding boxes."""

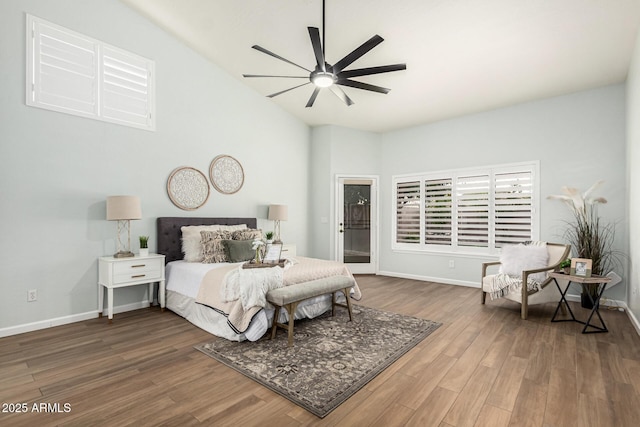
[{"left": 157, "top": 217, "right": 361, "bottom": 342}]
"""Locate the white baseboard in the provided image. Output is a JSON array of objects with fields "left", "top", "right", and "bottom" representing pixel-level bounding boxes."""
[
  {"left": 377, "top": 270, "right": 478, "bottom": 288},
  {"left": 626, "top": 306, "right": 640, "bottom": 336},
  {"left": 0, "top": 300, "right": 151, "bottom": 338},
  {"left": 376, "top": 271, "right": 640, "bottom": 337}
]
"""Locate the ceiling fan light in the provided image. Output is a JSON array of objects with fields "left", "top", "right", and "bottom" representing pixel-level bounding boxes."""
[{"left": 312, "top": 73, "right": 335, "bottom": 88}]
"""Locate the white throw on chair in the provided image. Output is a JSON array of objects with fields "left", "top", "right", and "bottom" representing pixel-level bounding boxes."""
[{"left": 481, "top": 242, "right": 571, "bottom": 320}]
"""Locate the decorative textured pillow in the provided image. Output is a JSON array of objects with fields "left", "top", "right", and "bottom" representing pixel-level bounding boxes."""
[
  {"left": 181, "top": 224, "right": 246, "bottom": 262},
  {"left": 499, "top": 243, "right": 549, "bottom": 282},
  {"left": 223, "top": 239, "right": 256, "bottom": 263},
  {"left": 231, "top": 228, "right": 263, "bottom": 241},
  {"left": 201, "top": 230, "right": 232, "bottom": 263}
]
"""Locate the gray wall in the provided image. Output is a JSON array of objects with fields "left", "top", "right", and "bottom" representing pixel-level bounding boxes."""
[
  {"left": 379, "top": 85, "right": 627, "bottom": 301},
  {"left": 0, "top": 0, "right": 310, "bottom": 332},
  {"left": 627, "top": 28, "right": 640, "bottom": 322},
  {"left": 309, "top": 126, "right": 381, "bottom": 260},
  {"left": 309, "top": 86, "right": 628, "bottom": 302},
  {"left": 1, "top": 0, "right": 635, "bottom": 334}
]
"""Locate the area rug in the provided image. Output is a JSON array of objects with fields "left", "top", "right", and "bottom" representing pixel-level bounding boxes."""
[{"left": 194, "top": 305, "right": 441, "bottom": 418}]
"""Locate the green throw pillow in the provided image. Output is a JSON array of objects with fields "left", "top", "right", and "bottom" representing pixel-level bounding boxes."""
[{"left": 223, "top": 239, "right": 255, "bottom": 263}]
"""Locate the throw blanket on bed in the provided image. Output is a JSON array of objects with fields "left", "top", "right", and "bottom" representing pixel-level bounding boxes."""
[
  {"left": 195, "top": 256, "right": 361, "bottom": 334},
  {"left": 221, "top": 265, "right": 284, "bottom": 310}
]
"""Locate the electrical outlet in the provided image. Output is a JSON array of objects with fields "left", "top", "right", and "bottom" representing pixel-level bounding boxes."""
[
  {"left": 449, "top": 260, "right": 455, "bottom": 268},
  {"left": 27, "top": 289, "right": 37, "bottom": 302}
]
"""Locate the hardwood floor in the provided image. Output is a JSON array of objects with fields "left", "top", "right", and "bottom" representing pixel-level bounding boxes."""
[{"left": 1, "top": 275, "right": 640, "bottom": 426}]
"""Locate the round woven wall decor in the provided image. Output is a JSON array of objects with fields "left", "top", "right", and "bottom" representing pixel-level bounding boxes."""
[
  {"left": 209, "top": 155, "right": 244, "bottom": 194},
  {"left": 166, "top": 166, "right": 210, "bottom": 210}
]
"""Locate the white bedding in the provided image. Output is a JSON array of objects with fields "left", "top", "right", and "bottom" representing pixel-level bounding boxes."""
[
  {"left": 166, "top": 260, "right": 232, "bottom": 298},
  {"left": 165, "top": 260, "right": 338, "bottom": 341}
]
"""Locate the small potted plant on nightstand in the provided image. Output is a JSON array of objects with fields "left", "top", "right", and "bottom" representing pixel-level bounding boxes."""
[
  {"left": 265, "top": 231, "right": 274, "bottom": 244},
  {"left": 139, "top": 236, "right": 149, "bottom": 256}
]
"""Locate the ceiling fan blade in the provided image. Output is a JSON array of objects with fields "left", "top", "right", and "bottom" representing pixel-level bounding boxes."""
[
  {"left": 243, "top": 74, "right": 308, "bottom": 78},
  {"left": 305, "top": 87, "right": 321, "bottom": 108},
  {"left": 308, "top": 27, "right": 325, "bottom": 72},
  {"left": 332, "top": 35, "right": 384, "bottom": 73},
  {"left": 267, "top": 82, "right": 311, "bottom": 98},
  {"left": 251, "top": 45, "right": 312, "bottom": 73},
  {"left": 329, "top": 85, "right": 354, "bottom": 106},
  {"left": 337, "top": 79, "right": 390, "bottom": 94},
  {"left": 338, "top": 64, "right": 406, "bottom": 79}
]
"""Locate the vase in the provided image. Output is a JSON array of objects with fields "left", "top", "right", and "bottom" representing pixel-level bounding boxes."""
[
  {"left": 580, "top": 284, "right": 599, "bottom": 309},
  {"left": 139, "top": 248, "right": 149, "bottom": 256}
]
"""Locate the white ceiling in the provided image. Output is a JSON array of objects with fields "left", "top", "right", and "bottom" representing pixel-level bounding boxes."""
[{"left": 120, "top": 0, "right": 640, "bottom": 133}]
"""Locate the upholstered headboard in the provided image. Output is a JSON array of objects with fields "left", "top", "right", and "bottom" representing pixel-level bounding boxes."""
[{"left": 156, "top": 217, "right": 257, "bottom": 264}]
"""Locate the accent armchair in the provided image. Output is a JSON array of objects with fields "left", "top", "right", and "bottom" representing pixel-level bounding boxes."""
[{"left": 481, "top": 242, "right": 571, "bottom": 319}]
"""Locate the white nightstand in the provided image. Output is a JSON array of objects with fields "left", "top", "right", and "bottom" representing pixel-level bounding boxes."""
[
  {"left": 98, "top": 253, "right": 166, "bottom": 323},
  {"left": 282, "top": 244, "right": 297, "bottom": 257}
]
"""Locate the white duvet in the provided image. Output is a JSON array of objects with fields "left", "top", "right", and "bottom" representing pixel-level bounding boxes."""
[{"left": 165, "top": 260, "right": 341, "bottom": 341}]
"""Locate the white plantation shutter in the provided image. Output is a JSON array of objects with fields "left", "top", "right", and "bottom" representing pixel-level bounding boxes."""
[
  {"left": 26, "top": 15, "right": 155, "bottom": 131},
  {"left": 494, "top": 171, "right": 533, "bottom": 247},
  {"left": 102, "top": 46, "right": 154, "bottom": 128},
  {"left": 456, "top": 175, "right": 490, "bottom": 248},
  {"left": 424, "top": 178, "right": 452, "bottom": 245},
  {"left": 396, "top": 180, "right": 421, "bottom": 244},
  {"left": 392, "top": 162, "right": 538, "bottom": 254},
  {"left": 28, "top": 18, "right": 98, "bottom": 117}
]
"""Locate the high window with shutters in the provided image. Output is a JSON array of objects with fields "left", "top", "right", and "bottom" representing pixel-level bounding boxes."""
[
  {"left": 392, "top": 162, "right": 539, "bottom": 254},
  {"left": 26, "top": 14, "right": 155, "bottom": 131}
]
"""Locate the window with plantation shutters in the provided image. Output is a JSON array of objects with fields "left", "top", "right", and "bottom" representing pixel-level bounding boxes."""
[
  {"left": 424, "top": 178, "right": 452, "bottom": 245},
  {"left": 494, "top": 171, "right": 533, "bottom": 247},
  {"left": 396, "top": 180, "right": 421, "bottom": 244},
  {"left": 101, "top": 46, "right": 154, "bottom": 129},
  {"left": 456, "top": 174, "right": 490, "bottom": 248},
  {"left": 392, "top": 162, "right": 538, "bottom": 254},
  {"left": 26, "top": 14, "right": 155, "bottom": 131}
]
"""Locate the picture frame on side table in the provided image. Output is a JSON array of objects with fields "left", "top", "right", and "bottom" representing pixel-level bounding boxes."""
[{"left": 570, "top": 258, "right": 592, "bottom": 277}]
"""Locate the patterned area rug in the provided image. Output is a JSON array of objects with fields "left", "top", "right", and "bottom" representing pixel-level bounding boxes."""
[{"left": 194, "top": 305, "right": 441, "bottom": 418}]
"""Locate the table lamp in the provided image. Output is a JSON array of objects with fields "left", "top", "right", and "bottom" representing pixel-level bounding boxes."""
[
  {"left": 107, "top": 195, "right": 142, "bottom": 258},
  {"left": 268, "top": 204, "right": 288, "bottom": 244}
]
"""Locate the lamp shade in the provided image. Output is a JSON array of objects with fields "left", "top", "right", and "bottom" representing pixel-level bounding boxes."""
[
  {"left": 106, "top": 196, "right": 142, "bottom": 220},
  {"left": 268, "top": 204, "right": 288, "bottom": 221}
]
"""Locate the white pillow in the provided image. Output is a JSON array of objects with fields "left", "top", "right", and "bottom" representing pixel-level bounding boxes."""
[
  {"left": 499, "top": 243, "right": 549, "bottom": 282},
  {"left": 181, "top": 224, "right": 247, "bottom": 262}
]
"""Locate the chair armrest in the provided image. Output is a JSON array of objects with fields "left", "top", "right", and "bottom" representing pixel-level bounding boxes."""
[
  {"left": 482, "top": 261, "right": 501, "bottom": 278},
  {"left": 522, "top": 265, "right": 558, "bottom": 284},
  {"left": 522, "top": 265, "right": 556, "bottom": 275}
]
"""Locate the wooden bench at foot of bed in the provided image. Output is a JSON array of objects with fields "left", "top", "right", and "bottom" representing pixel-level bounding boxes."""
[{"left": 266, "top": 276, "right": 354, "bottom": 347}]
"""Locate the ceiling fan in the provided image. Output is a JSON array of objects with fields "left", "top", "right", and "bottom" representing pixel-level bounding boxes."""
[{"left": 243, "top": 0, "right": 407, "bottom": 107}]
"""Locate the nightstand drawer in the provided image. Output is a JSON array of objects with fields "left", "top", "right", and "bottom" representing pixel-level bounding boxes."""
[
  {"left": 113, "top": 258, "right": 163, "bottom": 284},
  {"left": 282, "top": 244, "right": 297, "bottom": 257}
]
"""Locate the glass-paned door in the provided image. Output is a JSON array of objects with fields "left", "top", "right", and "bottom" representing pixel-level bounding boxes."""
[{"left": 337, "top": 177, "right": 377, "bottom": 274}]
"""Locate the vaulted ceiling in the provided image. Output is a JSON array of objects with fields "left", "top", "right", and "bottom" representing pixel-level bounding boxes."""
[{"left": 120, "top": 0, "right": 640, "bottom": 132}]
